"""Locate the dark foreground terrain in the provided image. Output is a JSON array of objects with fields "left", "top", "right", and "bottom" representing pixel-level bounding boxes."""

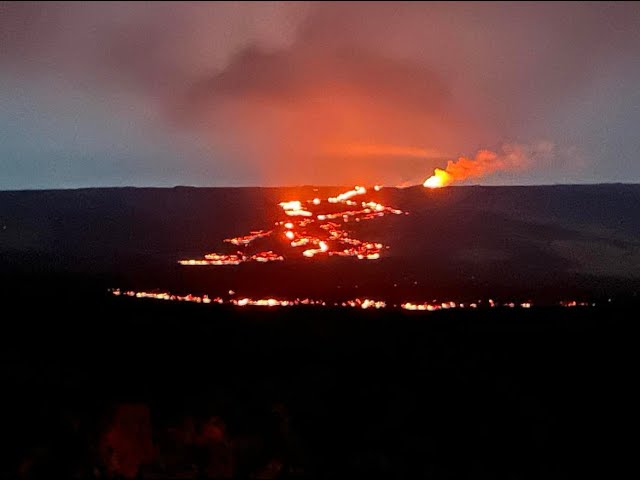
[
  {"left": 1, "top": 184, "right": 639, "bottom": 301},
  {"left": 0, "top": 281, "right": 634, "bottom": 479},
  {"left": 0, "top": 184, "right": 636, "bottom": 477}
]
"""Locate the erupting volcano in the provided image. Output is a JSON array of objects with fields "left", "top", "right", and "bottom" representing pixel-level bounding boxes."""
[
  {"left": 424, "top": 169, "right": 453, "bottom": 189},
  {"left": 423, "top": 143, "right": 554, "bottom": 188},
  {"left": 179, "top": 185, "right": 405, "bottom": 266},
  {"left": 423, "top": 149, "right": 506, "bottom": 189}
]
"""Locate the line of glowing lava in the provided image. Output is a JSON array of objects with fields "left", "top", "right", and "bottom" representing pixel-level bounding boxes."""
[
  {"left": 110, "top": 289, "right": 589, "bottom": 310},
  {"left": 224, "top": 230, "right": 272, "bottom": 246}
]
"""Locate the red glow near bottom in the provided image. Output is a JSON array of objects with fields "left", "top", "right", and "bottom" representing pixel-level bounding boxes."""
[{"left": 108, "top": 289, "right": 590, "bottom": 311}]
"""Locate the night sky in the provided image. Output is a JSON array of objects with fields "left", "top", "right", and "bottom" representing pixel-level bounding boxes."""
[{"left": 1, "top": 1, "right": 639, "bottom": 189}]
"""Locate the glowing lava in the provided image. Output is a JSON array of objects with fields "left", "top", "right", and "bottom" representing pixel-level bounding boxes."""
[
  {"left": 279, "top": 201, "right": 313, "bottom": 217},
  {"left": 178, "top": 185, "right": 405, "bottom": 266},
  {"left": 111, "top": 289, "right": 553, "bottom": 311},
  {"left": 423, "top": 168, "right": 452, "bottom": 189}
]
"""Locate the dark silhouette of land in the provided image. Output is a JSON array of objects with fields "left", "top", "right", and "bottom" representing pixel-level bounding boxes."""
[
  {"left": 0, "top": 286, "right": 633, "bottom": 479},
  {"left": 1, "top": 184, "right": 639, "bottom": 301},
  {"left": 0, "top": 184, "right": 636, "bottom": 478}
]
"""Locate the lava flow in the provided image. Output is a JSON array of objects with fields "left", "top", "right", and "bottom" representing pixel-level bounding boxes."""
[
  {"left": 110, "top": 289, "right": 560, "bottom": 311},
  {"left": 178, "top": 185, "right": 405, "bottom": 266}
]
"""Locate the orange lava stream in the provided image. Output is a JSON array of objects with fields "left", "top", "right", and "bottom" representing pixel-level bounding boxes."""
[
  {"left": 224, "top": 230, "right": 272, "bottom": 246},
  {"left": 110, "top": 289, "right": 563, "bottom": 310},
  {"left": 178, "top": 185, "right": 406, "bottom": 266}
]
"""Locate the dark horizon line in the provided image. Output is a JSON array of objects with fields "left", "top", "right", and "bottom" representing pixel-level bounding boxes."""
[{"left": 1, "top": 181, "right": 639, "bottom": 193}]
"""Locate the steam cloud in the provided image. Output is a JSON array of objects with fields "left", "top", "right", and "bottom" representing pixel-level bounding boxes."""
[{"left": 424, "top": 142, "right": 555, "bottom": 188}]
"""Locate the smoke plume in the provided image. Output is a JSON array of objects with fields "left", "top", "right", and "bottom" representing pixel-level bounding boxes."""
[{"left": 424, "top": 142, "right": 555, "bottom": 188}]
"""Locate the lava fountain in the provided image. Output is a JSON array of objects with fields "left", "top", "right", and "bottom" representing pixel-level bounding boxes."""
[{"left": 423, "top": 168, "right": 453, "bottom": 189}]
